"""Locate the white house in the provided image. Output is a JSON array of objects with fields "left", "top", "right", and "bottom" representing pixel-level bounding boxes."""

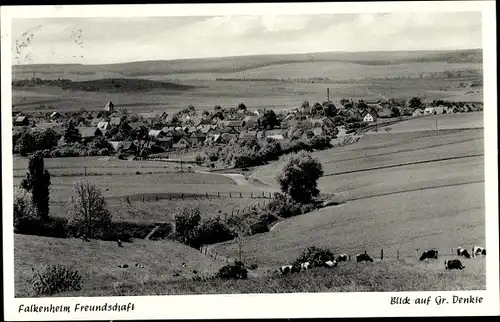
[{"left": 424, "top": 107, "right": 435, "bottom": 115}]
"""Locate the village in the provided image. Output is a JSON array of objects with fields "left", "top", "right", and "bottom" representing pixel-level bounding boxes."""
[{"left": 11, "top": 91, "right": 484, "bottom": 164}]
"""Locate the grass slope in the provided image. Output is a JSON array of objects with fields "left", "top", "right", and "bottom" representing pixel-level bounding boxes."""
[{"left": 14, "top": 234, "right": 223, "bottom": 297}]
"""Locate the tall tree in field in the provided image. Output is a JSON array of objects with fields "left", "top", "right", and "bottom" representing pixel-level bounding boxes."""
[
  {"left": 64, "top": 122, "right": 81, "bottom": 144},
  {"left": 276, "top": 151, "right": 324, "bottom": 203},
  {"left": 21, "top": 152, "right": 51, "bottom": 220},
  {"left": 70, "top": 180, "right": 111, "bottom": 239}
]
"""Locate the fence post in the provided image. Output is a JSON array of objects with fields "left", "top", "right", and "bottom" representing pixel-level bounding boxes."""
[
  {"left": 381, "top": 249, "right": 383, "bottom": 261},
  {"left": 229, "top": 192, "right": 232, "bottom": 198},
  {"left": 156, "top": 196, "right": 159, "bottom": 201},
  {"left": 181, "top": 193, "right": 184, "bottom": 199},
  {"left": 142, "top": 195, "right": 145, "bottom": 202},
  {"left": 348, "top": 255, "right": 351, "bottom": 261},
  {"left": 237, "top": 209, "right": 240, "bottom": 215},
  {"left": 240, "top": 192, "right": 242, "bottom": 198},
  {"left": 206, "top": 192, "right": 209, "bottom": 199},
  {"left": 251, "top": 192, "right": 253, "bottom": 198},
  {"left": 269, "top": 192, "right": 271, "bottom": 199},
  {"left": 262, "top": 191, "right": 265, "bottom": 198},
  {"left": 218, "top": 191, "right": 220, "bottom": 198},
  {"left": 397, "top": 250, "right": 399, "bottom": 259},
  {"left": 169, "top": 194, "right": 172, "bottom": 200},
  {"left": 416, "top": 249, "right": 419, "bottom": 257}
]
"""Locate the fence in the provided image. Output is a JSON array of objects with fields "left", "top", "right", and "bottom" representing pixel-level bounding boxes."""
[{"left": 121, "top": 191, "right": 276, "bottom": 204}]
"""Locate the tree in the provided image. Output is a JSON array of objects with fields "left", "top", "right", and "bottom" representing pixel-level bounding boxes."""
[
  {"left": 174, "top": 207, "right": 201, "bottom": 246},
  {"left": 214, "top": 105, "right": 222, "bottom": 111},
  {"left": 21, "top": 152, "right": 51, "bottom": 220},
  {"left": 276, "top": 151, "right": 324, "bottom": 203},
  {"left": 259, "top": 109, "right": 279, "bottom": 130},
  {"left": 322, "top": 101, "right": 337, "bottom": 117},
  {"left": 64, "top": 122, "right": 81, "bottom": 144},
  {"left": 407, "top": 97, "right": 422, "bottom": 109},
  {"left": 356, "top": 100, "right": 368, "bottom": 110},
  {"left": 70, "top": 180, "right": 111, "bottom": 239},
  {"left": 202, "top": 110, "right": 210, "bottom": 117},
  {"left": 238, "top": 103, "right": 247, "bottom": 111}
]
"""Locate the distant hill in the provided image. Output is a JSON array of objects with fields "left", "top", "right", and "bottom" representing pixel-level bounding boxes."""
[
  {"left": 12, "top": 78, "right": 194, "bottom": 92},
  {"left": 13, "top": 49, "right": 482, "bottom": 80}
]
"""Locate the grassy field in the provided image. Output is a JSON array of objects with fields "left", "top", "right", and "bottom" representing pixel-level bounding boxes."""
[
  {"left": 53, "top": 254, "right": 486, "bottom": 296},
  {"left": 14, "top": 234, "right": 223, "bottom": 297},
  {"left": 370, "top": 112, "right": 484, "bottom": 134}
]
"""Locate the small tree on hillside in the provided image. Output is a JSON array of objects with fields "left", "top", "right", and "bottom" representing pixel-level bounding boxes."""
[
  {"left": 276, "top": 151, "right": 324, "bottom": 203},
  {"left": 407, "top": 97, "right": 422, "bottom": 109},
  {"left": 238, "top": 103, "right": 247, "bottom": 111},
  {"left": 70, "top": 180, "right": 111, "bottom": 239},
  {"left": 21, "top": 152, "right": 51, "bottom": 221},
  {"left": 174, "top": 207, "right": 201, "bottom": 246}
]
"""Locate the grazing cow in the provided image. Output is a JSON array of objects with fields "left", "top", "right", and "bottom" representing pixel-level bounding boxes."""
[
  {"left": 445, "top": 259, "right": 465, "bottom": 270},
  {"left": 323, "top": 260, "right": 338, "bottom": 268},
  {"left": 182, "top": 262, "right": 187, "bottom": 268},
  {"left": 300, "top": 262, "right": 311, "bottom": 270},
  {"left": 279, "top": 265, "right": 292, "bottom": 275},
  {"left": 457, "top": 247, "right": 471, "bottom": 259},
  {"left": 135, "top": 263, "right": 144, "bottom": 268},
  {"left": 117, "top": 264, "right": 129, "bottom": 268},
  {"left": 336, "top": 254, "right": 348, "bottom": 262},
  {"left": 419, "top": 249, "right": 439, "bottom": 261},
  {"left": 356, "top": 253, "right": 374, "bottom": 262},
  {"left": 472, "top": 246, "right": 486, "bottom": 257}
]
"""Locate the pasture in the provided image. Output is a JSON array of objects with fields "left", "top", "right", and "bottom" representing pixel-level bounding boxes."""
[
  {"left": 212, "top": 127, "right": 485, "bottom": 290},
  {"left": 14, "top": 234, "right": 223, "bottom": 297}
]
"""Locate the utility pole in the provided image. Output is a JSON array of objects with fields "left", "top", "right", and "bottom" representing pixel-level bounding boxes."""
[{"left": 327, "top": 88, "right": 330, "bottom": 101}]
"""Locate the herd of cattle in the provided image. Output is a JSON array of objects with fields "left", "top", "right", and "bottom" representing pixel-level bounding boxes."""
[{"left": 279, "top": 246, "right": 486, "bottom": 275}]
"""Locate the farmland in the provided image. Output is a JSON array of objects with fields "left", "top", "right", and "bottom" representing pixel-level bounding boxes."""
[{"left": 12, "top": 49, "right": 482, "bottom": 114}]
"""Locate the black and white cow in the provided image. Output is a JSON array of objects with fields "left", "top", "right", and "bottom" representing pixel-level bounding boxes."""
[
  {"left": 336, "top": 254, "right": 348, "bottom": 262},
  {"left": 323, "top": 260, "right": 338, "bottom": 268},
  {"left": 472, "top": 246, "right": 486, "bottom": 257},
  {"left": 117, "top": 264, "right": 129, "bottom": 268},
  {"left": 457, "top": 247, "right": 471, "bottom": 259},
  {"left": 279, "top": 264, "right": 301, "bottom": 275},
  {"left": 419, "top": 249, "right": 439, "bottom": 261},
  {"left": 445, "top": 259, "right": 465, "bottom": 270},
  {"left": 300, "top": 262, "right": 311, "bottom": 270},
  {"left": 356, "top": 253, "right": 374, "bottom": 263}
]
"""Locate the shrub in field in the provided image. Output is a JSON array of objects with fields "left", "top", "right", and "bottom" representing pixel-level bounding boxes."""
[
  {"left": 216, "top": 262, "right": 248, "bottom": 280},
  {"left": 266, "top": 193, "right": 303, "bottom": 218},
  {"left": 174, "top": 207, "right": 201, "bottom": 246},
  {"left": 294, "top": 246, "right": 335, "bottom": 267},
  {"left": 69, "top": 180, "right": 112, "bottom": 240},
  {"left": 248, "top": 220, "right": 269, "bottom": 235},
  {"left": 300, "top": 203, "right": 317, "bottom": 215},
  {"left": 31, "top": 265, "right": 82, "bottom": 296},
  {"left": 277, "top": 151, "right": 324, "bottom": 204},
  {"left": 195, "top": 216, "right": 234, "bottom": 247},
  {"left": 14, "top": 186, "right": 36, "bottom": 232}
]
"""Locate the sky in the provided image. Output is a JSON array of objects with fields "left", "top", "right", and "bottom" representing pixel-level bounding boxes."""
[{"left": 11, "top": 12, "right": 482, "bottom": 65}]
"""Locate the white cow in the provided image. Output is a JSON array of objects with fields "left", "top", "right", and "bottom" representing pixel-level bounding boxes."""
[
  {"left": 324, "top": 260, "right": 338, "bottom": 268},
  {"left": 300, "top": 262, "right": 311, "bottom": 270}
]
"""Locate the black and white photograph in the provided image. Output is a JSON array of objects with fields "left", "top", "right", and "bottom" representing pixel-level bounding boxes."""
[{"left": 2, "top": 2, "right": 499, "bottom": 320}]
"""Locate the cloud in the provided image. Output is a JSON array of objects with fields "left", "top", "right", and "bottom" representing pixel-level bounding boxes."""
[{"left": 11, "top": 12, "right": 482, "bottom": 64}]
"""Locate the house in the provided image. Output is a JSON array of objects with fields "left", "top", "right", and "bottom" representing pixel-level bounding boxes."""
[
  {"left": 35, "top": 122, "right": 65, "bottom": 136},
  {"left": 165, "top": 129, "right": 186, "bottom": 144},
  {"left": 241, "top": 115, "right": 260, "bottom": 128},
  {"left": 172, "top": 136, "right": 192, "bottom": 149},
  {"left": 97, "top": 121, "right": 111, "bottom": 133},
  {"left": 309, "top": 116, "right": 335, "bottom": 128},
  {"left": 221, "top": 120, "right": 241, "bottom": 128},
  {"left": 90, "top": 118, "right": 102, "bottom": 127},
  {"left": 156, "top": 137, "right": 174, "bottom": 149},
  {"left": 238, "top": 131, "right": 258, "bottom": 141},
  {"left": 77, "top": 127, "right": 103, "bottom": 142},
  {"left": 128, "top": 122, "right": 147, "bottom": 131},
  {"left": 266, "top": 134, "right": 284, "bottom": 140},
  {"left": 312, "top": 127, "right": 325, "bottom": 137},
  {"left": 104, "top": 101, "right": 115, "bottom": 112},
  {"left": 424, "top": 107, "right": 436, "bottom": 115},
  {"left": 377, "top": 106, "right": 393, "bottom": 118},
  {"left": 190, "top": 131, "right": 207, "bottom": 145},
  {"left": 412, "top": 109, "right": 425, "bottom": 117},
  {"left": 13, "top": 115, "right": 29, "bottom": 126},
  {"left": 148, "top": 129, "right": 166, "bottom": 139},
  {"left": 49, "top": 111, "right": 63, "bottom": 121},
  {"left": 253, "top": 109, "right": 265, "bottom": 116},
  {"left": 361, "top": 110, "right": 377, "bottom": 123},
  {"left": 120, "top": 141, "right": 137, "bottom": 153},
  {"left": 332, "top": 100, "right": 347, "bottom": 110},
  {"left": 109, "top": 141, "right": 123, "bottom": 151},
  {"left": 90, "top": 111, "right": 103, "bottom": 119},
  {"left": 433, "top": 105, "right": 447, "bottom": 114},
  {"left": 109, "top": 117, "right": 122, "bottom": 127}
]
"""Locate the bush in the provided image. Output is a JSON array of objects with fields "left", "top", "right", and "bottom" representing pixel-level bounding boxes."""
[
  {"left": 266, "top": 193, "right": 303, "bottom": 218},
  {"left": 32, "top": 265, "right": 82, "bottom": 296},
  {"left": 216, "top": 262, "right": 248, "bottom": 280},
  {"left": 300, "top": 203, "right": 317, "bottom": 214},
  {"left": 248, "top": 220, "right": 269, "bottom": 235},
  {"left": 294, "top": 246, "right": 335, "bottom": 267},
  {"left": 195, "top": 216, "right": 234, "bottom": 247}
]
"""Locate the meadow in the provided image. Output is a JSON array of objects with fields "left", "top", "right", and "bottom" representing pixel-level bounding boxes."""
[{"left": 14, "top": 234, "right": 223, "bottom": 297}]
